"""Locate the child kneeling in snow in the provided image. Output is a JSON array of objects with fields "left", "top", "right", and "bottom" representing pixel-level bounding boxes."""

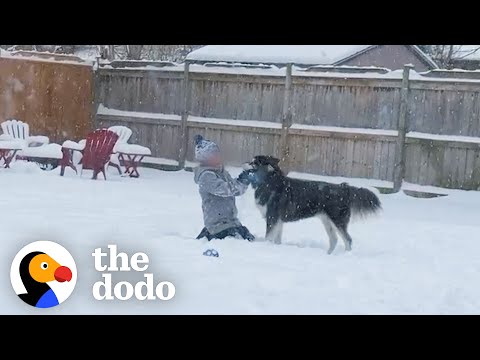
[{"left": 193, "top": 135, "right": 254, "bottom": 241}]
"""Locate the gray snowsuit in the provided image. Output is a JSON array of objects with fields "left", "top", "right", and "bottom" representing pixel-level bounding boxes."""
[{"left": 194, "top": 166, "right": 248, "bottom": 235}]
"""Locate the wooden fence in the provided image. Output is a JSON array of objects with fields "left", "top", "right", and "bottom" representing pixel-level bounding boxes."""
[
  {"left": 0, "top": 56, "right": 94, "bottom": 143},
  {"left": 94, "top": 63, "right": 480, "bottom": 191}
]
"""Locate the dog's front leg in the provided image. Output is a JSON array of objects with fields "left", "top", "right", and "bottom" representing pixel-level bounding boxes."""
[{"left": 266, "top": 214, "right": 283, "bottom": 245}]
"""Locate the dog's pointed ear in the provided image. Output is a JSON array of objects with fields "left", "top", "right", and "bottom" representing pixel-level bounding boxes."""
[
  {"left": 242, "top": 162, "right": 253, "bottom": 171},
  {"left": 267, "top": 157, "right": 281, "bottom": 166}
]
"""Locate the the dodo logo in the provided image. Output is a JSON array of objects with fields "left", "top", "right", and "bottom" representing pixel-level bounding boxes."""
[{"left": 10, "top": 241, "right": 77, "bottom": 309}]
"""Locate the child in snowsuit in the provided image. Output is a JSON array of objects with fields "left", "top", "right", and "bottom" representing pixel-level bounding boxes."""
[{"left": 193, "top": 135, "right": 254, "bottom": 241}]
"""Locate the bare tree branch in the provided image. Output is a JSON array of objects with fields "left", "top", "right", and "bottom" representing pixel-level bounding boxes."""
[
  {"left": 0, "top": 44, "right": 204, "bottom": 62},
  {"left": 423, "top": 45, "right": 480, "bottom": 68},
  {"left": 455, "top": 46, "right": 480, "bottom": 60}
]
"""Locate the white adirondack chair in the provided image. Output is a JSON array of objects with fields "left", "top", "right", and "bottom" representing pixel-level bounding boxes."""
[
  {"left": 108, "top": 126, "right": 133, "bottom": 173},
  {"left": 109, "top": 126, "right": 133, "bottom": 146},
  {"left": 0, "top": 119, "right": 50, "bottom": 147}
]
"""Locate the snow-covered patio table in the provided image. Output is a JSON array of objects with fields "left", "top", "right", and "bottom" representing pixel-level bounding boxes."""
[
  {"left": 7, "top": 143, "right": 64, "bottom": 171},
  {"left": 59, "top": 140, "right": 86, "bottom": 176},
  {"left": 115, "top": 143, "right": 152, "bottom": 178},
  {"left": 1, "top": 132, "right": 63, "bottom": 170},
  {"left": 0, "top": 141, "right": 24, "bottom": 168}
]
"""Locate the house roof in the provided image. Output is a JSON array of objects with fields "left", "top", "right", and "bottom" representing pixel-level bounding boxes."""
[
  {"left": 408, "top": 45, "right": 439, "bottom": 69},
  {"left": 186, "top": 45, "right": 438, "bottom": 68},
  {"left": 186, "top": 45, "right": 373, "bottom": 66}
]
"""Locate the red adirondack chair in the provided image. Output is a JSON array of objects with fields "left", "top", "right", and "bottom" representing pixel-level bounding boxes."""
[{"left": 60, "top": 129, "right": 119, "bottom": 180}]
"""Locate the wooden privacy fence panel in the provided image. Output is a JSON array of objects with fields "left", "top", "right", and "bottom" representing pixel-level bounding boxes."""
[
  {"left": 94, "top": 64, "right": 480, "bottom": 191},
  {"left": 404, "top": 139, "right": 480, "bottom": 190},
  {"left": 96, "top": 114, "right": 182, "bottom": 160},
  {"left": 291, "top": 83, "right": 401, "bottom": 130},
  {"left": 96, "top": 114, "right": 283, "bottom": 167},
  {"left": 288, "top": 131, "right": 397, "bottom": 182},
  {"left": 0, "top": 56, "right": 94, "bottom": 142},
  {"left": 408, "top": 87, "right": 480, "bottom": 137},
  {"left": 96, "top": 69, "right": 404, "bottom": 129},
  {"left": 185, "top": 123, "right": 282, "bottom": 165},
  {"left": 95, "top": 70, "right": 184, "bottom": 115},
  {"left": 189, "top": 76, "right": 285, "bottom": 122}
]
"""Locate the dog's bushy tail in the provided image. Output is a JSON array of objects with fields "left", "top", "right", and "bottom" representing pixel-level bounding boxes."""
[{"left": 342, "top": 183, "right": 382, "bottom": 218}]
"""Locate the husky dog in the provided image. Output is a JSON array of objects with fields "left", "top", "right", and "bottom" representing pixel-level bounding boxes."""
[{"left": 242, "top": 156, "right": 382, "bottom": 254}]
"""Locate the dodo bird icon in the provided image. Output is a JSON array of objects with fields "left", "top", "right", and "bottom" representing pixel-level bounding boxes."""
[
  {"left": 11, "top": 241, "right": 77, "bottom": 309},
  {"left": 19, "top": 252, "right": 72, "bottom": 308}
]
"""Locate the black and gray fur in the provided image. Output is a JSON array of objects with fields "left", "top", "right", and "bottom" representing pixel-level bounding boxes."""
[{"left": 242, "top": 156, "right": 382, "bottom": 254}]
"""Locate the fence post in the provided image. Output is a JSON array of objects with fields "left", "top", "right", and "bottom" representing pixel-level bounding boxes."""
[
  {"left": 107, "top": 45, "right": 115, "bottom": 61},
  {"left": 393, "top": 64, "right": 414, "bottom": 192},
  {"left": 280, "top": 63, "right": 293, "bottom": 173},
  {"left": 178, "top": 60, "right": 191, "bottom": 169}
]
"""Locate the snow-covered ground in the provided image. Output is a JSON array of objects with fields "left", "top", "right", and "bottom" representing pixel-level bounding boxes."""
[{"left": 1, "top": 162, "right": 479, "bottom": 315}]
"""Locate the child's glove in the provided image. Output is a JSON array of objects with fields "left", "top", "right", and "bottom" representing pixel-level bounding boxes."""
[{"left": 237, "top": 170, "right": 252, "bottom": 185}]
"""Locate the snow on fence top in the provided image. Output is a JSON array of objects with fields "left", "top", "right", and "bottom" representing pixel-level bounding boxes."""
[
  {"left": 98, "top": 62, "right": 480, "bottom": 85},
  {"left": 186, "top": 45, "right": 373, "bottom": 66},
  {"left": 97, "top": 104, "right": 181, "bottom": 121},
  {"left": 0, "top": 49, "right": 93, "bottom": 67}
]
